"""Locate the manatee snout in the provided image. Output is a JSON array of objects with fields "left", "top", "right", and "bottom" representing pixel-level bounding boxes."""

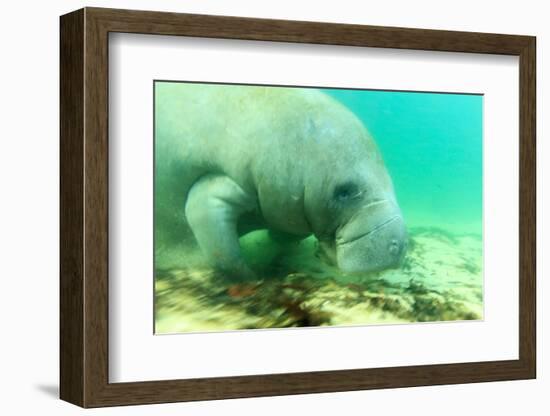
[
  {"left": 320, "top": 199, "right": 408, "bottom": 274},
  {"left": 336, "top": 215, "right": 407, "bottom": 273}
]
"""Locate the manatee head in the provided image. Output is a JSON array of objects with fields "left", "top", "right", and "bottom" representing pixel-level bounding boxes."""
[
  {"left": 311, "top": 123, "right": 408, "bottom": 274},
  {"left": 317, "top": 175, "right": 407, "bottom": 273}
]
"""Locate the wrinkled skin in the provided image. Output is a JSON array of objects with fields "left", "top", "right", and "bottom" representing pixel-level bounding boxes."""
[{"left": 155, "top": 83, "right": 407, "bottom": 278}]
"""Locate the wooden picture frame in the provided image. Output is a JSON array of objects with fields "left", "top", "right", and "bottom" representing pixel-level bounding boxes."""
[{"left": 60, "top": 7, "right": 536, "bottom": 408}]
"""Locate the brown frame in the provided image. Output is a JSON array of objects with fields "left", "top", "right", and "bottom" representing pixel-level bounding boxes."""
[{"left": 60, "top": 7, "right": 536, "bottom": 408}]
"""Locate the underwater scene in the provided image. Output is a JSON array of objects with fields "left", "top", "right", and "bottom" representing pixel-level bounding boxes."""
[{"left": 154, "top": 81, "right": 483, "bottom": 334}]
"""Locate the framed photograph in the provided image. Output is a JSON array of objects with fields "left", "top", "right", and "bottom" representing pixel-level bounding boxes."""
[{"left": 60, "top": 7, "right": 536, "bottom": 408}]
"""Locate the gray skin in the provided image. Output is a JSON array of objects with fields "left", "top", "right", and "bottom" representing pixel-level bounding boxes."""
[{"left": 155, "top": 83, "right": 407, "bottom": 279}]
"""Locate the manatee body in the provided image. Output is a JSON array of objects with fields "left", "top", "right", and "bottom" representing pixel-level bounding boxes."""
[{"left": 155, "top": 83, "right": 407, "bottom": 278}]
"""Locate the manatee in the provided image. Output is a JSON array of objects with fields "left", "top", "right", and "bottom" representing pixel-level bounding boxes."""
[{"left": 155, "top": 83, "right": 407, "bottom": 279}]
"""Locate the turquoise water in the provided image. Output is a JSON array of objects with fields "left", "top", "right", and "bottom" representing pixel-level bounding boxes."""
[{"left": 325, "top": 89, "right": 483, "bottom": 235}]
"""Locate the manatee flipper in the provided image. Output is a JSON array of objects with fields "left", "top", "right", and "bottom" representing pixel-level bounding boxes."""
[{"left": 185, "top": 173, "right": 257, "bottom": 280}]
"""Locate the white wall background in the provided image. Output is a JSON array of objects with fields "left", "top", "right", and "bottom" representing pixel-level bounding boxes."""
[{"left": 0, "top": 0, "right": 545, "bottom": 414}]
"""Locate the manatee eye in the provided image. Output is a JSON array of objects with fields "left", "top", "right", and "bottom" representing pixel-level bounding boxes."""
[{"left": 333, "top": 182, "right": 362, "bottom": 202}]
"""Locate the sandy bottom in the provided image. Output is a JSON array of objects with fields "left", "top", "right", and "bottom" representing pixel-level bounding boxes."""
[{"left": 155, "top": 227, "right": 483, "bottom": 334}]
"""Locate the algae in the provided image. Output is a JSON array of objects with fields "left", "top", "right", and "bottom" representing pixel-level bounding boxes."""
[{"left": 155, "top": 227, "right": 483, "bottom": 334}]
